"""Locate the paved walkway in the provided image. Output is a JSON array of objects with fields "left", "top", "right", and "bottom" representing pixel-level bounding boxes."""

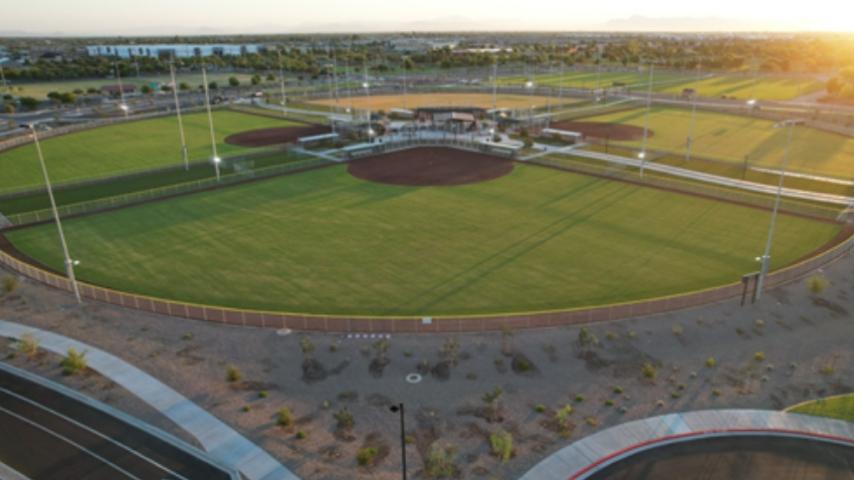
[
  {"left": 520, "top": 409, "right": 854, "bottom": 480},
  {"left": 0, "top": 320, "right": 299, "bottom": 480}
]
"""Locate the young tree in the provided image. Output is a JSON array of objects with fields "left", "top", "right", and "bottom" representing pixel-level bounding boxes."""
[
  {"left": 228, "top": 76, "right": 240, "bottom": 87},
  {"left": 251, "top": 74, "right": 261, "bottom": 86}
]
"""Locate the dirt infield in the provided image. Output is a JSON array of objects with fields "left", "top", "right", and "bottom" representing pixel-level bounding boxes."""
[
  {"left": 224, "top": 125, "right": 331, "bottom": 147},
  {"left": 347, "top": 147, "right": 514, "bottom": 187},
  {"left": 550, "top": 121, "right": 651, "bottom": 141}
]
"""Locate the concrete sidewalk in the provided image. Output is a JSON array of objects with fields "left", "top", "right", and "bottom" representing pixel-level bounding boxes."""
[
  {"left": 0, "top": 319, "right": 298, "bottom": 480},
  {"left": 520, "top": 408, "right": 854, "bottom": 480}
]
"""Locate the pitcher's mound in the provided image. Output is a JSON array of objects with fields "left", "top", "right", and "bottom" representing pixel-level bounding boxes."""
[
  {"left": 348, "top": 147, "right": 514, "bottom": 187},
  {"left": 550, "top": 121, "right": 651, "bottom": 141},
  {"left": 225, "top": 125, "right": 331, "bottom": 147}
]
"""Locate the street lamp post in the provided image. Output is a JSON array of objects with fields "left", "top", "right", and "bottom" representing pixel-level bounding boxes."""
[
  {"left": 169, "top": 59, "right": 189, "bottom": 170},
  {"left": 201, "top": 67, "right": 221, "bottom": 181},
  {"left": 755, "top": 119, "right": 804, "bottom": 299},
  {"left": 0, "top": 62, "right": 7, "bottom": 93},
  {"left": 26, "top": 124, "right": 82, "bottom": 304},
  {"left": 389, "top": 403, "right": 407, "bottom": 480}
]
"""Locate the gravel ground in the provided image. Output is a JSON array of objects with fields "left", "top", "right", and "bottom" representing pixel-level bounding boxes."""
[{"left": 0, "top": 251, "right": 851, "bottom": 479}]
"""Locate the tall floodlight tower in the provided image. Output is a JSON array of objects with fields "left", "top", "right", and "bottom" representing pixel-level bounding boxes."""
[
  {"left": 639, "top": 64, "right": 654, "bottom": 177},
  {"left": 755, "top": 119, "right": 804, "bottom": 299},
  {"left": 684, "top": 63, "right": 702, "bottom": 163},
  {"left": 402, "top": 55, "right": 409, "bottom": 111},
  {"left": 201, "top": 66, "right": 221, "bottom": 182},
  {"left": 26, "top": 124, "right": 82, "bottom": 304},
  {"left": 115, "top": 59, "right": 129, "bottom": 118},
  {"left": 277, "top": 48, "right": 288, "bottom": 117},
  {"left": 169, "top": 58, "right": 189, "bottom": 170}
]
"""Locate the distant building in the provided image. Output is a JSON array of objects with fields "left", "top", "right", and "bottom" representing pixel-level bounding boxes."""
[{"left": 86, "top": 44, "right": 264, "bottom": 59}]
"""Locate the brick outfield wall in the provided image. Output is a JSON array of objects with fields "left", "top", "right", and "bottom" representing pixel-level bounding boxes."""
[{"left": 1, "top": 232, "right": 851, "bottom": 333}]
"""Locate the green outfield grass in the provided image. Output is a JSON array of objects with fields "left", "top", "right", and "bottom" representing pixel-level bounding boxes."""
[
  {"left": 788, "top": 394, "right": 854, "bottom": 422},
  {"left": 497, "top": 71, "right": 822, "bottom": 100},
  {"left": 576, "top": 107, "right": 854, "bottom": 180},
  {"left": 0, "top": 110, "right": 302, "bottom": 194},
  {"left": 658, "top": 75, "right": 822, "bottom": 101},
  {"left": 6, "top": 161, "right": 840, "bottom": 316}
]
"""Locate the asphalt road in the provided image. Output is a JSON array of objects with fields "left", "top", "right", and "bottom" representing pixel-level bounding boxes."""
[{"left": 0, "top": 366, "right": 234, "bottom": 480}]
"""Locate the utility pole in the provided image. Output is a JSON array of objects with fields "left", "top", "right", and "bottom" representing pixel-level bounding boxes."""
[{"left": 170, "top": 58, "right": 189, "bottom": 170}]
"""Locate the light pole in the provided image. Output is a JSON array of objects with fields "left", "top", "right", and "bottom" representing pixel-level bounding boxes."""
[
  {"left": 492, "top": 58, "right": 498, "bottom": 127},
  {"left": 402, "top": 56, "right": 409, "bottom": 111},
  {"left": 639, "top": 64, "right": 654, "bottom": 178},
  {"left": 115, "top": 60, "right": 128, "bottom": 118},
  {"left": 26, "top": 124, "right": 82, "bottom": 304},
  {"left": 201, "top": 66, "right": 221, "bottom": 182},
  {"left": 169, "top": 59, "right": 189, "bottom": 170},
  {"left": 684, "top": 63, "right": 701, "bottom": 163},
  {"left": 0, "top": 61, "right": 7, "bottom": 93},
  {"left": 277, "top": 48, "right": 288, "bottom": 117},
  {"left": 389, "top": 403, "right": 407, "bottom": 480},
  {"left": 755, "top": 119, "right": 804, "bottom": 299}
]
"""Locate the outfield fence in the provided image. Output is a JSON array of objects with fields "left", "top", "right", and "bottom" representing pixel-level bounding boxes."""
[
  {"left": 529, "top": 154, "right": 848, "bottom": 223},
  {"left": 1, "top": 152, "right": 333, "bottom": 228},
  {"left": 0, "top": 225, "right": 849, "bottom": 333}
]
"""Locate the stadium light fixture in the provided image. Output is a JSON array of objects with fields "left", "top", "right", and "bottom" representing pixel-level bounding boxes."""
[
  {"left": 746, "top": 99, "right": 757, "bottom": 108},
  {"left": 213, "top": 156, "right": 222, "bottom": 164},
  {"left": 525, "top": 80, "right": 534, "bottom": 89},
  {"left": 119, "top": 103, "right": 129, "bottom": 111},
  {"left": 638, "top": 152, "right": 646, "bottom": 160},
  {"left": 22, "top": 123, "right": 82, "bottom": 304},
  {"left": 362, "top": 82, "right": 370, "bottom": 89}
]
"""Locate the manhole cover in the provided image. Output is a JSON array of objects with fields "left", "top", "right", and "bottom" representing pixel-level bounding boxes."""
[{"left": 406, "top": 373, "right": 422, "bottom": 384}]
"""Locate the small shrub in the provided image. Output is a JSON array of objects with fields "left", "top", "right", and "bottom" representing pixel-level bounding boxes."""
[
  {"left": 276, "top": 407, "right": 293, "bottom": 427},
  {"left": 754, "top": 351, "right": 766, "bottom": 362},
  {"left": 604, "top": 399, "right": 615, "bottom": 407},
  {"left": 618, "top": 406, "right": 628, "bottom": 414},
  {"left": 356, "top": 447, "right": 379, "bottom": 466},
  {"left": 577, "top": 327, "right": 598, "bottom": 348},
  {"left": 424, "top": 444, "right": 458, "bottom": 478},
  {"left": 489, "top": 430, "right": 513, "bottom": 463},
  {"left": 181, "top": 332, "right": 193, "bottom": 341},
  {"left": 17, "top": 333, "right": 39, "bottom": 358},
  {"left": 642, "top": 362, "right": 658, "bottom": 380},
  {"left": 258, "top": 390, "right": 268, "bottom": 399},
  {"left": 705, "top": 357, "right": 717, "bottom": 368},
  {"left": 295, "top": 430, "right": 307, "bottom": 439},
  {"left": 671, "top": 324, "right": 684, "bottom": 336},
  {"left": 2, "top": 276, "right": 18, "bottom": 293},
  {"left": 574, "top": 394, "right": 585, "bottom": 403},
  {"left": 656, "top": 400, "right": 665, "bottom": 408},
  {"left": 555, "top": 404, "right": 575, "bottom": 437},
  {"left": 404, "top": 435, "right": 416, "bottom": 445},
  {"left": 671, "top": 391, "right": 681, "bottom": 399},
  {"left": 242, "top": 405, "right": 251, "bottom": 412},
  {"left": 819, "top": 365, "right": 835, "bottom": 375},
  {"left": 403, "top": 350, "right": 413, "bottom": 357},
  {"left": 754, "top": 319, "right": 765, "bottom": 328},
  {"left": 585, "top": 416, "right": 599, "bottom": 427},
  {"left": 712, "top": 388, "right": 722, "bottom": 397},
  {"left": 807, "top": 274, "right": 828, "bottom": 294},
  {"left": 299, "top": 337, "right": 315, "bottom": 358},
  {"left": 226, "top": 365, "right": 242, "bottom": 382},
  {"left": 60, "top": 348, "right": 87, "bottom": 376},
  {"left": 534, "top": 404, "right": 546, "bottom": 413},
  {"left": 605, "top": 331, "right": 617, "bottom": 340},
  {"left": 334, "top": 408, "right": 354, "bottom": 430},
  {"left": 612, "top": 386, "right": 624, "bottom": 394}
]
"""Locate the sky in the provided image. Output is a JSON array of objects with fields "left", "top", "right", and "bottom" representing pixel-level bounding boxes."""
[{"left": 3, "top": 0, "right": 854, "bottom": 35}]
